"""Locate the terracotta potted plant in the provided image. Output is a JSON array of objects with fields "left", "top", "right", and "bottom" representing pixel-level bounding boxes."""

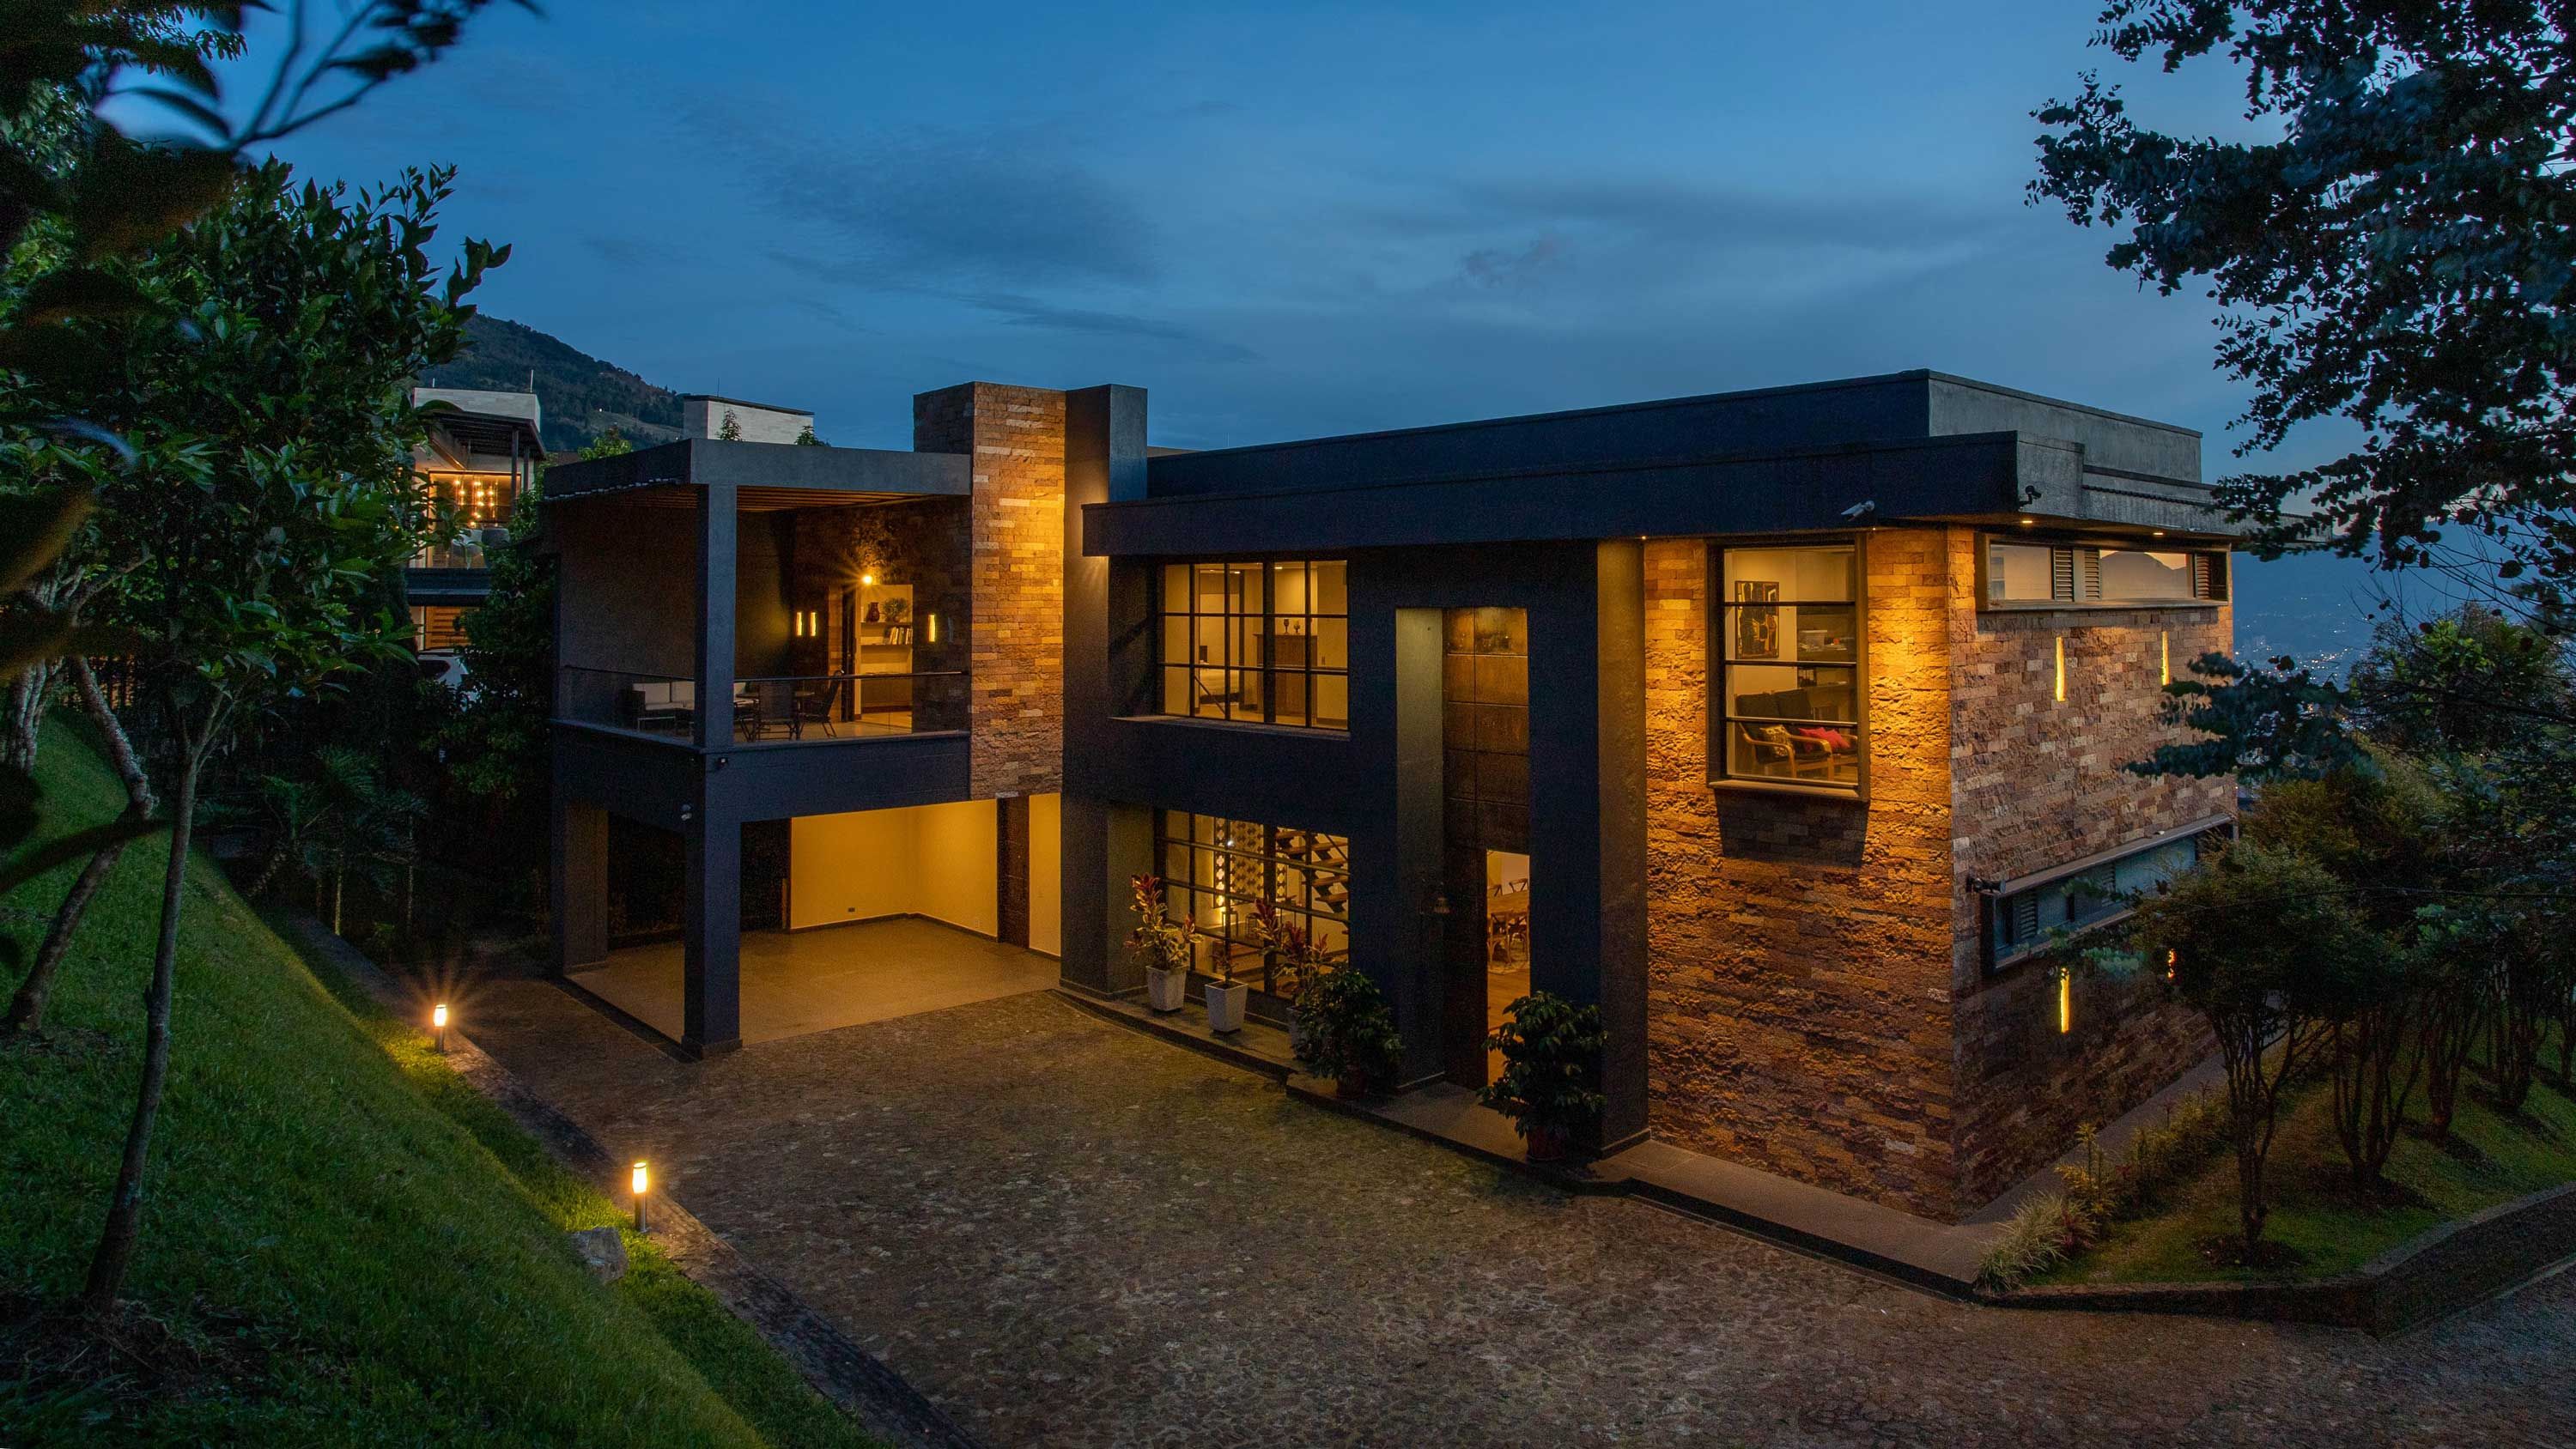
[
  {"left": 1126, "top": 875, "right": 1194, "bottom": 1014},
  {"left": 1479, "top": 991, "right": 1607, "bottom": 1162}
]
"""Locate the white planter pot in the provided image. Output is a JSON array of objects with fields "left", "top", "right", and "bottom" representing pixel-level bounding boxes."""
[
  {"left": 1145, "top": 965, "right": 1188, "bottom": 1014},
  {"left": 1204, "top": 980, "right": 1249, "bottom": 1034}
]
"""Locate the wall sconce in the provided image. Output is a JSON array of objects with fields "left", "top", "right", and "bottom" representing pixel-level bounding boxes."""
[
  {"left": 860, "top": 573, "right": 876, "bottom": 587},
  {"left": 2053, "top": 635, "right": 2067, "bottom": 704},
  {"left": 2058, "top": 973, "right": 2073, "bottom": 1034},
  {"left": 432, "top": 1002, "right": 448, "bottom": 1052},
  {"left": 924, "top": 613, "right": 939, "bottom": 644},
  {"left": 632, "top": 1161, "right": 650, "bottom": 1231},
  {"left": 2160, "top": 630, "right": 2170, "bottom": 688}
]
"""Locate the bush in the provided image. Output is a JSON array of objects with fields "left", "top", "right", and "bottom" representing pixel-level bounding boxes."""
[
  {"left": 1479, "top": 991, "right": 1607, "bottom": 1142},
  {"left": 1289, "top": 967, "right": 1402, "bottom": 1088},
  {"left": 1978, "top": 1191, "right": 2090, "bottom": 1290}
]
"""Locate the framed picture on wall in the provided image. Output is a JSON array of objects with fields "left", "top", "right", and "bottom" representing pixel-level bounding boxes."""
[{"left": 1734, "top": 580, "right": 1780, "bottom": 658}]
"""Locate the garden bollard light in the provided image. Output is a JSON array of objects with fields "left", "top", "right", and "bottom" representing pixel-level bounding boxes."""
[
  {"left": 433, "top": 1003, "right": 448, "bottom": 1052},
  {"left": 632, "top": 1161, "right": 650, "bottom": 1232}
]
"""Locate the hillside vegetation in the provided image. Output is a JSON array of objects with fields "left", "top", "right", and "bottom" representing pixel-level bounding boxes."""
[
  {"left": 0, "top": 724, "right": 875, "bottom": 1446},
  {"left": 422, "top": 313, "right": 683, "bottom": 453}
]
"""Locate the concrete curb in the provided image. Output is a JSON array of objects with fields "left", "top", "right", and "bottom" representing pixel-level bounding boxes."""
[
  {"left": 1987, "top": 1180, "right": 2576, "bottom": 1335},
  {"left": 271, "top": 912, "right": 984, "bottom": 1449}
]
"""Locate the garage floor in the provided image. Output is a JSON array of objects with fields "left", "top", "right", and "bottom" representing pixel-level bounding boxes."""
[{"left": 569, "top": 916, "right": 1058, "bottom": 1046}]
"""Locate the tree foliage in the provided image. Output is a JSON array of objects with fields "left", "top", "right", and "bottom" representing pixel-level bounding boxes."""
[{"left": 2033, "top": 0, "right": 2576, "bottom": 606}]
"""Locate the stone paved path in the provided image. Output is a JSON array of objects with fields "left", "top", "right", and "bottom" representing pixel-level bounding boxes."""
[{"left": 464, "top": 983, "right": 2576, "bottom": 1448}]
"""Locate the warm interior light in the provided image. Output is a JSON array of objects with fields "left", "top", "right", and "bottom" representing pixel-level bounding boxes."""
[
  {"left": 2152, "top": 529, "right": 2166, "bottom": 537},
  {"left": 860, "top": 573, "right": 875, "bottom": 586},
  {"left": 2019, "top": 517, "right": 2036, "bottom": 526},
  {"left": 2058, "top": 973, "right": 2073, "bottom": 1034},
  {"left": 2165, "top": 949, "right": 2178, "bottom": 982},
  {"left": 2053, "top": 635, "right": 2067, "bottom": 703}
]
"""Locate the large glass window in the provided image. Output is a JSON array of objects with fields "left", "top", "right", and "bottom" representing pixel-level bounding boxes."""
[
  {"left": 1988, "top": 830, "right": 2217, "bottom": 971},
  {"left": 1715, "top": 543, "right": 1862, "bottom": 791},
  {"left": 1985, "top": 537, "right": 2228, "bottom": 606},
  {"left": 1156, "top": 811, "right": 1351, "bottom": 998},
  {"left": 1158, "top": 559, "right": 1348, "bottom": 729}
]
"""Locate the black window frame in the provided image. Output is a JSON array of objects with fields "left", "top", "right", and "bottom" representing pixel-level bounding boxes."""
[
  {"left": 1707, "top": 537, "right": 1868, "bottom": 799},
  {"left": 1980, "top": 534, "right": 2230, "bottom": 609},
  {"left": 1154, "top": 809, "right": 1352, "bottom": 1000},
  {"left": 1155, "top": 557, "right": 1350, "bottom": 731},
  {"left": 1979, "top": 816, "right": 2236, "bottom": 974}
]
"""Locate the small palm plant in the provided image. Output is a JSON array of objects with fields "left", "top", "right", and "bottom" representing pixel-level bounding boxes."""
[{"left": 247, "top": 746, "right": 426, "bottom": 936}]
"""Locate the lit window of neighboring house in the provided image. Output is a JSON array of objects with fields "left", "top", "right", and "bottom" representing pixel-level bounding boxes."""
[
  {"left": 1985, "top": 822, "right": 2232, "bottom": 973},
  {"left": 1711, "top": 543, "right": 1863, "bottom": 792},
  {"left": 1984, "top": 538, "right": 2229, "bottom": 606},
  {"left": 1157, "top": 559, "right": 1349, "bottom": 729}
]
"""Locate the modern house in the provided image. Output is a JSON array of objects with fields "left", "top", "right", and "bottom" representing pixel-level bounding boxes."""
[
  {"left": 406, "top": 386, "right": 544, "bottom": 650},
  {"left": 547, "top": 371, "right": 2241, "bottom": 1222}
]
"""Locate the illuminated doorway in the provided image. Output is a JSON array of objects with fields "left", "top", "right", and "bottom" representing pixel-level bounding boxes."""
[{"left": 1484, "top": 850, "right": 1530, "bottom": 1082}]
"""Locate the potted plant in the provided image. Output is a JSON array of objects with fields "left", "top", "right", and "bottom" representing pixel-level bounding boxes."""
[
  {"left": 1126, "top": 875, "right": 1194, "bottom": 1014},
  {"left": 1252, "top": 902, "right": 1395, "bottom": 1090},
  {"left": 1479, "top": 991, "right": 1607, "bottom": 1162},
  {"left": 1201, "top": 943, "right": 1249, "bottom": 1034}
]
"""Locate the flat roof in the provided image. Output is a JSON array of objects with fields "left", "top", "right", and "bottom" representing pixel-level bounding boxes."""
[{"left": 544, "top": 438, "right": 969, "bottom": 505}]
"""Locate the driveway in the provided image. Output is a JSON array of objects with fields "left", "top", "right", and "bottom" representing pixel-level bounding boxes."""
[{"left": 464, "top": 982, "right": 2576, "bottom": 1448}]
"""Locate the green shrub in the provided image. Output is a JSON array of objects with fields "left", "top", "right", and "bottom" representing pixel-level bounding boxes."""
[{"left": 1479, "top": 991, "right": 1607, "bottom": 1140}]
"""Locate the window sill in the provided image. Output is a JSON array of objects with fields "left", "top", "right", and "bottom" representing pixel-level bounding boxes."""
[
  {"left": 1978, "top": 599, "right": 2223, "bottom": 615},
  {"left": 1706, "top": 776, "right": 1867, "bottom": 803},
  {"left": 1115, "top": 714, "right": 1352, "bottom": 742}
]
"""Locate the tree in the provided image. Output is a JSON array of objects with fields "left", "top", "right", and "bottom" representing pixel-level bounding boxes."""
[
  {"left": 794, "top": 422, "right": 822, "bottom": 446},
  {"left": 2033, "top": 1, "right": 2576, "bottom": 609},
  {"left": 2, "top": 159, "right": 501, "bottom": 1317},
  {"left": 2128, "top": 842, "right": 2383, "bottom": 1254},
  {"left": 717, "top": 408, "right": 742, "bottom": 440}
]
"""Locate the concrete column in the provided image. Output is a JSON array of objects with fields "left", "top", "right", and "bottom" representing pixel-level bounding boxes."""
[
  {"left": 997, "top": 795, "right": 1031, "bottom": 949},
  {"left": 694, "top": 482, "right": 738, "bottom": 753},
  {"left": 1058, "top": 385, "right": 1151, "bottom": 991},
  {"left": 1525, "top": 541, "right": 1649, "bottom": 1151},
  {"left": 683, "top": 789, "right": 742, "bottom": 1058},
  {"left": 1056, "top": 794, "right": 1151, "bottom": 998},
  {"left": 551, "top": 794, "right": 608, "bottom": 973}
]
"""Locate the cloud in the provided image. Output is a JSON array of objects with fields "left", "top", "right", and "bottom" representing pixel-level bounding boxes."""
[
  {"left": 963, "top": 293, "right": 1257, "bottom": 363},
  {"left": 1461, "top": 237, "right": 1567, "bottom": 291},
  {"left": 677, "top": 94, "right": 1160, "bottom": 288}
]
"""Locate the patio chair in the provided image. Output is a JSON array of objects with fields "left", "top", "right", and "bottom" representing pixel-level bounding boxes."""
[{"left": 793, "top": 678, "right": 842, "bottom": 738}]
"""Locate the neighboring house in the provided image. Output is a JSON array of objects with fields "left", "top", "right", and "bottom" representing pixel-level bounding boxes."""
[
  {"left": 546, "top": 371, "right": 2244, "bottom": 1222},
  {"left": 407, "top": 386, "right": 544, "bottom": 650}
]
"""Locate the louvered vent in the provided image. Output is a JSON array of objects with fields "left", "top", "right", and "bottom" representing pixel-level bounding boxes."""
[
  {"left": 2079, "top": 549, "right": 2102, "bottom": 599},
  {"left": 2050, "top": 548, "right": 2075, "bottom": 600}
]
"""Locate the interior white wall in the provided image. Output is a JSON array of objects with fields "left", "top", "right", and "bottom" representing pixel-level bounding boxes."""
[
  {"left": 1030, "top": 793, "right": 1062, "bottom": 957},
  {"left": 789, "top": 800, "right": 996, "bottom": 936}
]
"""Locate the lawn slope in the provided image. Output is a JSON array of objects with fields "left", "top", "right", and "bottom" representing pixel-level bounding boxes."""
[{"left": 1, "top": 723, "right": 873, "bottom": 1446}]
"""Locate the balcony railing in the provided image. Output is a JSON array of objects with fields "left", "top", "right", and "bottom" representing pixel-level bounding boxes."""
[{"left": 559, "top": 668, "right": 968, "bottom": 743}]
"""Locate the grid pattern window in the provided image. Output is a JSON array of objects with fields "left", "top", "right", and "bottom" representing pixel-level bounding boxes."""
[
  {"left": 1715, "top": 543, "right": 1862, "bottom": 791},
  {"left": 1156, "top": 811, "right": 1351, "bottom": 999},
  {"left": 1157, "top": 560, "right": 1348, "bottom": 729},
  {"left": 1989, "top": 832, "right": 2213, "bottom": 971},
  {"left": 415, "top": 472, "right": 519, "bottom": 569},
  {"left": 1986, "top": 539, "right": 2229, "bottom": 606}
]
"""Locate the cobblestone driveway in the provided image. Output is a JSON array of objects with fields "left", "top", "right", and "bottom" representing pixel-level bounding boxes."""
[{"left": 467, "top": 985, "right": 2576, "bottom": 1448}]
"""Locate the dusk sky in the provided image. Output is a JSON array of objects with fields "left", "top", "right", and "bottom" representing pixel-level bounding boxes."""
[{"left": 241, "top": 0, "right": 2413, "bottom": 658}]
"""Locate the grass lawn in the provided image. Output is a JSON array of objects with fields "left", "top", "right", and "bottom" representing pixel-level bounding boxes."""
[
  {"left": 1, "top": 722, "right": 881, "bottom": 1446},
  {"left": 2048, "top": 1028, "right": 2576, "bottom": 1285}
]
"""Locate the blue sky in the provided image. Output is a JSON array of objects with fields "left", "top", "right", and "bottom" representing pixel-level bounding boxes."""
[{"left": 238, "top": 0, "right": 2415, "bottom": 659}]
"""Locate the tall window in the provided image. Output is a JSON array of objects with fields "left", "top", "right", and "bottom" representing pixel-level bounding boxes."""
[
  {"left": 1157, "top": 559, "right": 1348, "bottom": 729},
  {"left": 1986, "top": 538, "right": 2228, "bottom": 606},
  {"left": 1714, "top": 543, "right": 1862, "bottom": 791},
  {"left": 1987, "top": 828, "right": 2223, "bottom": 971},
  {"left": 1157, "top": 811, "right": 1351, "bottom": 998}
]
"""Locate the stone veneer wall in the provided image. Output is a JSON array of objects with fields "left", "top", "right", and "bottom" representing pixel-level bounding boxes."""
[
  {"left": 1643, "top": 530, "right": 1962, "bottom": 1216},
  {"left": 1944, "top": 528, "right": 2230, "bottom": 1207},
  {"left": 914, "top": 384, "right": 1067, "bottom": 799}
]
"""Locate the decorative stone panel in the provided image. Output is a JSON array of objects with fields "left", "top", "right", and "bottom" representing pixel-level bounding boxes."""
[
  {"left": 1643, "top": 530, "right": 1961, "bottom": 1216},
  {"left": 1944, "top": 527, "right": 2230, "bottom": 1207},
  {"left": 914, "top": 384, "right": 1067, "bottom": 800}
]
